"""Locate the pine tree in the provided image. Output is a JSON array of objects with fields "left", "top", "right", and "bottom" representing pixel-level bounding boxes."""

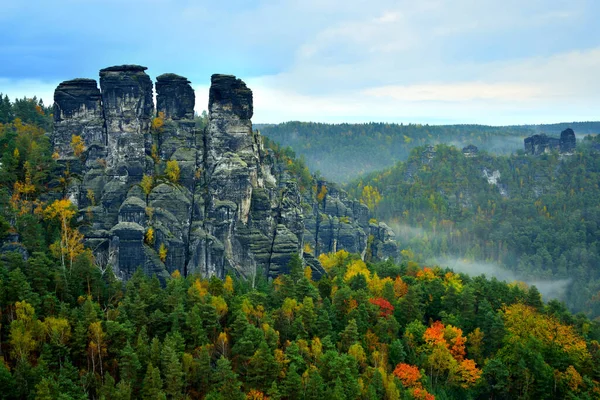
[
  {"left": 304, "top": 369, "right": 325, "bottom": 400},
  {"left": 316, "top": 308, "right": 333, "bottom": 338},
  {"left": 141, "top": 363, "right": 165, "bottom": 400},
  {"left": 162, "top": 348, "right": 183, "bottom": 399},
  {"left": 212, "top": 357, "right": 244, "bottom": 400},
  {"left": 526, "top": 285, "right": 544, "bottom": 310},
  {"left": 339, "top": 319, "right": 359, "bottom": 352},
  {"left": 246, "top": 341, "right": 278, "bottom": 391},
  {"left": 282, "top": 366, "right": 303, "bottom": 400},
  {"left": 119, "top": 341, "right": 141, "bottom": 387}
]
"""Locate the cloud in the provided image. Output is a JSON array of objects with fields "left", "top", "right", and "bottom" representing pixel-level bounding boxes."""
[
  {"left": 363, "top": 82, "right": 544, "bottom": 102},
  {"left": 1, "top": 0, "right": 599, "bottom": 124},
  {"left": 435, "top": 257, "right": 572, "bottom": 301}
]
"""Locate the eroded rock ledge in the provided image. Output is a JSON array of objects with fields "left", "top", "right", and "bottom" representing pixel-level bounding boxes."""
[{"left": 52, "top": 65, "right": 398, "bottom": 282}]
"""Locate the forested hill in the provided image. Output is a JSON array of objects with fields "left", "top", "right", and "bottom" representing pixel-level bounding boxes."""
[
  {"left": 1, "top": 93, "right": 600, "bottom": 399},
  {"left": 258, "top": 121, "right": 600, "bottom": 183},
  {"left": 516, "top": 121, "right": 600, "bottom": 135},
  {"left": 347, "top": 137, "right": 600, "bottom": 317}
]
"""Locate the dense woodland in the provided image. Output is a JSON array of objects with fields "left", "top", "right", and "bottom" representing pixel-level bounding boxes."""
[
  {"left": 259, "top": 121, "right": 600, "bottom": 183},
  {"left": 1, "top": 96, "right": 600, "bottom": 399},
  {"left": 348, "top": 140, "right": 600, "bottom": 318}
]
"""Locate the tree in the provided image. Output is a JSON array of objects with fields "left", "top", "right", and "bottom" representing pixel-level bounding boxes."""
[
  {"left": 159, "top": 243, "right": 168, "bottom": 263},
  {"left": 140, "top": 174, "right": 154, "bottom": 202},
  {"left": 145, "top": 227, "right": 155, "bottom": 245},
  {"left": 246, "top": 341, "right": 278, "bottom": 391},
  {"left": 44, "top": 199, "right": 85, "bottom": 273},
  {"left": 152, "top": 111, "right": 165, "bottom": 135},
  {"left": 165, "top": 160, "right": 180, "bottom": 184},
  {"left": 119, "top": 341, "right": 142, "bottom": 387},
  {"left": 43, "top": 316, "right": 71, "bottom": 366},
  {"left": 70, "top": 134, "right": 85, "bottom": 158},
  {"left": 162, "top": 344, "right": 184, "bottom": 399},
  {"left": 212, "top": 356, "right": 244, "bottom": 400},
  {"left": 88, "top": 321, "right": 107, "bottom": 376},
  {"left": 361, "top": 185, "right": 382, "bottom": 212},
  {"left": 393, "top": 363, "right": 422, "bottom": 388},
  {"left": 10, "top": 301, "right": 42, "bottom": 363},
  {"left": 526, "top": 285, "right": 543, "bottom": 310},
  {"left": 142, "top": 363, "right": 166, "bottom": 400}
]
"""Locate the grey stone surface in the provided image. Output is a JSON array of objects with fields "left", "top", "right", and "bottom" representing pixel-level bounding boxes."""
[
  {"left": 100, "top": 65, "right": 153, "bottom": 178},
  {"left": 53, "top": 78, "right": 105, "bottom": 161},
  {"left": 156, "top": 73, "right": 195, "bottom": 120}
]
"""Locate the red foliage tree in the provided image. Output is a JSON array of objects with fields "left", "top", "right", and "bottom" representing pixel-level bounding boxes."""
[{"left": 369, "top": 297, "right": 394, "bottom": 317}]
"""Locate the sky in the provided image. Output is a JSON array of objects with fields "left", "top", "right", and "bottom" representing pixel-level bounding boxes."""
[{"left": 1, "top": 0, "right": 599, "bottom": 125}]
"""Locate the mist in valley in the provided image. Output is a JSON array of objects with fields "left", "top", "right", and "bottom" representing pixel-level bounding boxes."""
[{"left": 388, "top": 221, "right": 573, "bottom": 302}]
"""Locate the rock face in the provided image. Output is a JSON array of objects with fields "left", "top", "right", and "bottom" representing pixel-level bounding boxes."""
[
  {"left": 156, "top": 74, "right": 195, "bottom": 120},
  {"left": 560, "top": 128, "right": 576, "bottom": 153},
  {"left": 100, "top": 65, "right": 154, "bottom": 178},
  {"left": 52, "top": 66, "right": 398, "bottom": 283},
  {"left": 524, "top": 129, "right": 576, "bottom": 155},
  {"left": 53, "top": 79, "right": 105, "bottom": 161}
]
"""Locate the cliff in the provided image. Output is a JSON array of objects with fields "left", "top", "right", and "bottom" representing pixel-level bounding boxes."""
[{"left": 52, "top": 65, "right": 397, "bottom": 282}]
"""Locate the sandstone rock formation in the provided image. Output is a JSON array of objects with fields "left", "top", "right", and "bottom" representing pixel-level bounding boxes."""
[
  {"left": 100, "top": 65, "right": 154, "bottom": 178},
  {"left": 462, "top": 144, "right": 479, "bottom": 158},
  {"left": 524, "top": 129, "right": 576, "bottom": 155},
  {"left": 52, "top": 65, "right": 398, "bottom": 283},
  {"left": 53, "top": 78, "right": 105, "bottom": 162},
  {"left": 560, "top": 128, "right": 576, "bottom": 153}
]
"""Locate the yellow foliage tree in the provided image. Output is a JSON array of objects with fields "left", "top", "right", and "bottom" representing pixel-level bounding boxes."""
[
  {"left": 316, "top": 185, "right": 328, "bottom": 203},
  {"left": 158, "top": 243, "right": 168, "bottom": 263},
  {"left": 344, "top": 259, "right": 371, "bottom": 283},
  {"left": 318, "top": 249, "right": 350, "bottom": 273},
  {"left": 145, "top": 227, "right": 155, "bottom": 245},
  {"left": 44, "top": 317, "right": 71, "bottom": 348},
  {"left": 188, "top": 278, "right": 209, "bottom": 302},
  {"left": 304, "top": 266, "right": 313, "bottom": 280},
  {"left": 11, "top": 161, "right": 37, "bottom": 215},
  {"left": 44, "top": 199, "right": 85, "bottom": 272},
  {"left": 10, "top": 301, "right": 42, "bottom": 363},
  {"left": 140, "top": 174, "right": 154, "bottom": 202},
  {"left": 361, "top": 185, "right": 382, "bottom": 212},
  {"left": 151, "top": 143, "right": 160, "bottom": 164},
  {"left": 503, "top": 303, "right": 591, "bottom": 367},
  {"left": 348, "top": 343, "right": 367, "bottom": 367},
  {"left": 165, "top": 160, "right": 180, "bottom": 184},
  {"left": 152, "top": 111, "right": 165, "bottom": 134},
  {"left": 216, "top": 331, "right": 229, "bottom": 357},
  {"left": 224, "top": 275, "right": 234, "bottom": 295},
  {"left": 212, "top": 296, "right": 229, "bottom": 319},
  {"left": 88, "top": 321, "right": 107, "bottom": 376},
  {"left": 71, "top": 134, "right": 85, "bottom": 157}
]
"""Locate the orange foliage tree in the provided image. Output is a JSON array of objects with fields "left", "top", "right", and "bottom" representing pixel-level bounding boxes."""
[{"left": 423, "top": 320, "right": 481, "bottom": 389}]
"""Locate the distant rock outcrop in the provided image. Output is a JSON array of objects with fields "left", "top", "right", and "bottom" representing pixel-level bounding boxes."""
[
  {"left": 524, "top": 128, "right": 576, "bottom": 155},
  {"left": 560, "top": 128, "right": 576, "bottom": 153},
  {"left": 462, "top": 144, "right": 478, "bottom": 158},
  {"left": 51, "top": 66, "right": 397, "bottom": 282}
]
